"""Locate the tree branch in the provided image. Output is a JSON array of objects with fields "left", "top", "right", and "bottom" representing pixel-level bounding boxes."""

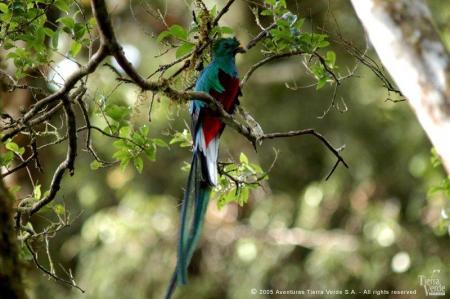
[
  {"left": 25, "top": 240, "right": 85, "bottom": 293},
  {"left": 26, "top": 96, "right": 77, "bottom": 216},
  {"left": 1, "top": 150, "right": 37, "bottom": 178},
  {"left": 351, "top": 0, "right": 450, "bottom": 173},
  {"left": 261, "top": 129, "right": 348, "bottom": 179},
  {"left": 245, "top": 22, "right": 277, "bottom": 50},
  {"left": 241, "top": 50, "right": 305, "bottom": 86},
  {"left": 1, "top": 51, "right": 104, "bottom": 142},
  {"left": 212, "top": 0, "right": 236, "bottom": 26}
]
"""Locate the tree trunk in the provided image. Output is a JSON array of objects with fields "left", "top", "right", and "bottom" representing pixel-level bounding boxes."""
[
  {"left": 0, "top": 178, "right": 27, "bottom": 299},
  {"left": 351, "top": 0, "right": 450, "bottom": 173}
]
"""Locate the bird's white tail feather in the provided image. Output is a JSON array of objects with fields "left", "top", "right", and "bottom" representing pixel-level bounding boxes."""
[{"left": 196, "top": 130, "right": 219, "bottom": 186}]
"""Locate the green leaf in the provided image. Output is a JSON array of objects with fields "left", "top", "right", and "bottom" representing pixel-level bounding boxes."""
[
  {"left": 0, "top": 151, "right": 14, "bottom": 167},
  {"left": 157, "top": 30, "right": 172, "bottom": 42},
  {"left": 261, "top": 9, "right": 273, "bottom": 16},
  {"left": 73, "top": 23, "right": 86, "bottom": 40},
  {"left": 220, "top": 26, "right": 234, "bottom": 34},
  {"left": 240, "top": 152, "right": 249, "bottom": 164},
  {"left": 54, "top": 0, "right": 70, "bottom": 12},
  {"left": 90, "top": 160, "right": 102, "bottom": 170},
  {"left": 113, "top": 149, "right": 131, "bottom": 171},
  {"left": 153, "top": 138, "right": 168, "bottom": 148},
  {"left": 57, "top": 16, "right": 75, "bottom": 29},
  {"left": 217, "top": 190, "right": 235, "bottom": 209},
  {"left": 317, "top": 40, "right": 330, "bottom": 48},
  {"left": 295, "top": 18, "right": 305, "bottom": 30},
  {"left": 139, "top": 125, "right": 149, "bottom": 137},
  {"left": 430, "top": 148, "right": 442, "bottom": 168},
  {"left": 88, "top": 17, "right": 97, "bottom": 28},
  {"left": 214, "top": 26, "right": 234, "bottom": 35},
  {"left": 316, "top": 76, "right": 328, "bottom": 90},
  {"left": 53, "top": 204, "right": 65, "bottom": 215},
  {"left": 113, "top": 139, "right": 127, "bottom": 149},
  {"left": 5, "top": 141, "right": 24, "bottom": 155},
  {"left": 33, "top": 185, "right": 42, "bottom": 200},
  {"left": 237, "top": 187, "right": 249, "bottom": 206},
  {"left": 325, "top": 51, "right": 336, "bottom": 68},
  {"left": 113, "top": 149, "right": 129, "bottom": 161},
  {"left": 0, "top": 3, "right": 9, "bottom": 13},
  {"left": 105, "top": 104, "right": 130, "bottom": 122},
  {"left": 5, "top": 141, "right": 19, "bottom": 153},
  {"left": 311, "top": 63, "right": 324, "bottom": 79},
  {"left": 176, "top": 42, "right": 194, "bottom": 58},
  {"left": 144, "top": 144, "right": 157, "bottom": 161},
  {"left": 132, "top": 131, "right": 146, "bottom": 145},
  {"left": 69, "top": 41, "right": 82, "bottom": 57},
  {"left": 43, "top": 27, "right": 54, "bottom": 37},
  {"left": 210, "top": 5, "right": 218, "bottom": 17},
  {"left": 169, "top": 25, "right": 188, "bottom": 40},
  {"left": 134, "top": 157, "right": 144, "bottom": 174},
  {"left": 250, "top": 163, "right": 264, "bottom": 174},
  {"left": 170, "top": 130, "right": 192, "bottom": 147},
  {"left": 119, "top": 126, "right": 131, "bottom": 138},
  {"left": 51, "top": 30, "right": 59, "bottom": 49}
]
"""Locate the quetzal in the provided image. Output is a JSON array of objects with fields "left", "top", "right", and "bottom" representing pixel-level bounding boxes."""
[{"left": 165, "top": 37, "right": 245, "bottom": 298}]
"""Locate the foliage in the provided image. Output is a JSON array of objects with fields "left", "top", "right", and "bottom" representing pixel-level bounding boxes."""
[
  {"left": 0, "top": 139, "right": 23, "bottom": 167},
  {"left": 215, "top": 153, "right": 267, "bottom": 209},
  {"left": 98, "top": 101, "right": 169, "bottom": 173},
  {"left": 1, "top": 0, "right": 449, "bottom": 299},
  {"left": 260, "top": 0, "right": 336, "bottom": 89},
  {"left": 428, "top": 148, "right": 450, "bottom": 232},
  {"left": 0, "top": 0, "right": 93, "bottom": 78}
]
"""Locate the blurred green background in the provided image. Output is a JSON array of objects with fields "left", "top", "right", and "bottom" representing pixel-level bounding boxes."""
[{"left": 10, "top": 0, "right": 449, "bottom": 298}]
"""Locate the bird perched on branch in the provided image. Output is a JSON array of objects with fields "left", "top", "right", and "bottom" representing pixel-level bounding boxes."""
[{"left": 165, "top": 37, "right": 245, "bottom": 298}]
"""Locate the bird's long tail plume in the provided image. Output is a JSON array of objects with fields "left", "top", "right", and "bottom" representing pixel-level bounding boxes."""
[{"left": 165, "top": 151, "right": 211, "bottom": 299}]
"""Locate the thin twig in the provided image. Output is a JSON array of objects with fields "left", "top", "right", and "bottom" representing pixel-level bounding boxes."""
[
  {"left": 212, "top": 0, "right": 236, "bottom": 26},
  {"left": 26, "top": 96, "right": 77, "bottom": 215},
  {"left": 261, "top": 129, "right": 348, "bottom": 180},
  {"left": 245, "top": 22, "right": 276, "bottom": 50},
  {"left": 1, "top": 152, "right": 36, "bottom": 178},
  {"left": 241, "top": 51, "right": 305, "bottom": 86},
  {"left": 25, "top": 240, "right": 85, "bottom": 293}
]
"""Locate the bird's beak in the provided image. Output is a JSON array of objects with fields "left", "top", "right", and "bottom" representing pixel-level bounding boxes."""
[{"left": 234, "top": 44, "right": 246, "bottom": 54}]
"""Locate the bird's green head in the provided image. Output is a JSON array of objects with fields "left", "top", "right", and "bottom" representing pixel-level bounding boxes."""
[{"left": 212, "top": 37, "right": 246, "bottom": 58}]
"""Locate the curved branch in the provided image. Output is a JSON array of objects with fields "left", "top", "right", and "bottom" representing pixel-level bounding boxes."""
[
  {"left": 1, "top": 47, "right": 107, "bottom": 142},
  {"left": 246, "top": 22, "right": 277, "bottom": 50},
  {"left": 241, "top": 50, "right": 305, "bottom": 86},
  {"left": 313, "top": 52, "right": 340, "bottom": 84},
  {"left": 26, "top": 96, "right": 77, "bottom": 216},
  {"left": 1, "top": 151, "right": 36, "bottom": 178},
  {"left": 261, "top": 129, "right": 348, "bottom": 180},
  {"left": 25, "top": 240, "right": 85, "bottom": 293},
  {"left": 213, "top": 0, "right": 236, "bottom": 26}
]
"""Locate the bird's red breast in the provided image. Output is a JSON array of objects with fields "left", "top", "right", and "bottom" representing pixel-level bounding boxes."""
[{"left": 202, "top": 70, "right": 240, "bottom": 146}]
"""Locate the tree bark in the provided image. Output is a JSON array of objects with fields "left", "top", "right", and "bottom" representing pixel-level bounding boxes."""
[
  {"left": 351, "top": 0, "right": 450, "bottom": 173},
  {"left": 0, "top": 178, "right": 27, "bottom": 299}
]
